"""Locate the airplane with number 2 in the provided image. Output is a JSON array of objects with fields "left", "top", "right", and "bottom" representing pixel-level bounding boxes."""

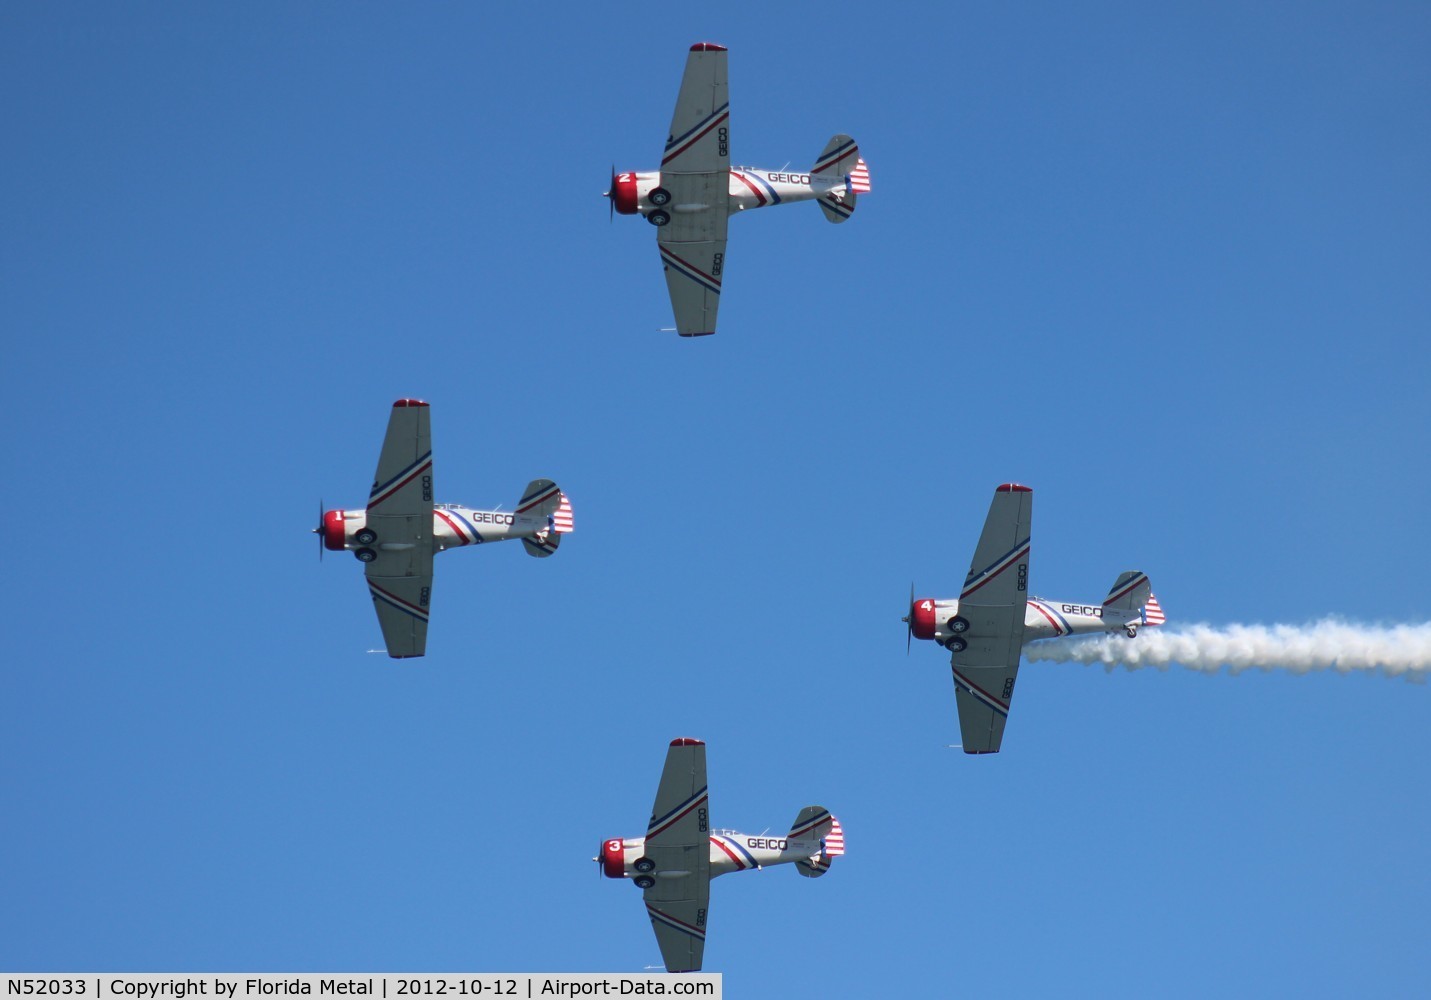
[
  {"left": 607, "top": 42, "right": 871, "bottom": 337},
  {"left": 903, "top": 484, "right": 1165, "bottom": 754},
  {"left": 597, "top": 738, "right": 844, "bottom": 973},
  {"left": 313, "top": 399, "right": 573, "bottom": 659}
]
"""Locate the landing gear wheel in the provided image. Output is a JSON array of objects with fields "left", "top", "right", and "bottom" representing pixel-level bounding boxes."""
[
  {"left": 634, "top": 857, "right": 655, "bottom": 873},
  {"left": 947, "top": 616, "right": 971, "bottom": 634},
  {"left": 633, "top": 875, "right": 656, "bottom": 889},
  {"left": 648, "top": 187, "right": 671, "bottom": 206},
  {"left": 647, "top": 210, "right": 670, "bottom": 227},
  {"left": 946, "top": 637, "right": 968, "bottom": 653},
  {"left": 355, "top": 528, "right": 377, "bottom": 545},
  {"left": 355, "top": 548, "right": 377, "bottom": 563},
  {"left": 1124, "top": 625, "right": 1139, "bottom": 639}
]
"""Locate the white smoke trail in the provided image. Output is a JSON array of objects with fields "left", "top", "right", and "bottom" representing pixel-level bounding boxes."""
[{"left": 1025, "top": 620, "right": 1431, "bottom": 680}]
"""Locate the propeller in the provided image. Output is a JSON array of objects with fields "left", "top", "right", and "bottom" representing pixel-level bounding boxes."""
[
  {"left": 901, "top": 582, "right": 914, "bottom": 654},
  {"left": 606, "top": 164, "right": 616, "bottom": 222},
  {"left": 312, "top": 500, "right": 325, "bottom": 562}
]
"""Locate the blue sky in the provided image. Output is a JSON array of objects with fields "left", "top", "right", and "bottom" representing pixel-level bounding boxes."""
[{"left": 3, "top": 2, "right": 1429, "bottom": 995}]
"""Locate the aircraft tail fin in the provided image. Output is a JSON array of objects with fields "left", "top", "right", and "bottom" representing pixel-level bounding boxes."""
[
  {"left": 811, "top": 135, "right": 868, "bottom": 224},
  {"left": 517, "top": 481, "right": 572, "bottom": 559},
  {"left": 1102, "top": 572, "right": 1165, "bottom": 629},
  {"left": 789, "top": 807, "right": 844, "bottom": 878}
]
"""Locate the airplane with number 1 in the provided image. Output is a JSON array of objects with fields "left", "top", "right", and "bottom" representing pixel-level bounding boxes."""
[
  {"left": 313, "top": 399, "right": 573, "bottom": 659},
  {"left": 597, "top": 738, "right": 844, "bottom": 973},
  {"left": 607, "top": 42, "right": 871, "bottom": 336},
  {"left": 903, "top": 484, "right": 1165, "bottom": 753}
]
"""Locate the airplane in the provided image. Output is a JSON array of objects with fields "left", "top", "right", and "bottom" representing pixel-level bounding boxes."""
[
  {"left": 606, "top": 42, "right": 872, "bottom": 337},
  {"left": 313, "top": 398, "right": 573, "bottom": 658},
  {"left": 903, "top": 483, "right": 1165, "bottom": 754},
  {"left": 597, "top": 738, "right": 844, "bottom": 973}
]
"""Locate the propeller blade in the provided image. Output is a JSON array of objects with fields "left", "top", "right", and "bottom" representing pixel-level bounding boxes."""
[
  {"left": 608, "top": 164, "right": 616, "bottom": 222},
  {"left": 904, "top": 582, "right": 914, "bottom": 654},
  {"left": 314, "top": 499, "right": 325, "bottom": 562}
]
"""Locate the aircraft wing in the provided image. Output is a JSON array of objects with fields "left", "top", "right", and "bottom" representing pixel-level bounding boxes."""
[
  {"left": 951, "top": 485, "right": 1033, "bottom": 753},
  {"left": 663, "top": 43, "right": 729, "bottom": 176},
  {"left": 658, "top": 238, "right": 725, "bottom": 337},
  {"left": 657, "top": 44, "right": 730, "bottom": 337},
  {"left": 643, "top": 738, "right": 711, "bottom": 972},
  {"left": 644, "top": 885, "right": 709, "bottom": 974},
  {"left": 364, "top": 399, "right": 436, "bottom": 659},
  {"left": 365, "top": 572, "right": 431, "bottom": 659}
]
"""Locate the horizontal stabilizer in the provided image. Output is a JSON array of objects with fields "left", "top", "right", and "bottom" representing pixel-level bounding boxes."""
[
  {"left": 813, "top": 136, "right": 866, "bottom": 224},
  {"left": 818, "top": 193, "right": 856, "bottom": 223},
  {"left": 517, "top": 479, "right": 564, "bottom": 519},
  {"left": 1103, "top": 571, "right": 1151, "bottom": 613},
  {"left": 522, "top": 533, "right": 560, "bottom": 558},
  {"left": 791, "top": 809, "right": 843, "bottom": 878},
  {"left": 811, "top": 134, "right": 861, "bottom": 180},
  {"left": 519, "top": 482, "right": 570, "bottom": 557}
]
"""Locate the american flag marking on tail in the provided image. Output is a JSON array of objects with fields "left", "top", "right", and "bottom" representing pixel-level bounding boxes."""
[
  {"left": 822, "top": 817, "right": 845, "bottom": 857},
  {"left": 552, "top": 493, "right": 574, "bottom": 533},
  {"left": 1143, "top": 594, "right": 1166, "bottom": 626},
  {"left": 849, "top": 157, "right": 871, "bottom": 193}
]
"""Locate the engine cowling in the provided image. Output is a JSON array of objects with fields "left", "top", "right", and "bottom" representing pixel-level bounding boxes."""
[
  {"left": 321, "top": 509, "right": 349, "bottom": 551},
  {"left": 599, "top": 838, "right": 626, "bottom": 878},
  {"left": 610, "top": 172, "right": 639, "bottom": 215},
  {"left": 909, "top": 598, "right": 937, "bottom": 641}
]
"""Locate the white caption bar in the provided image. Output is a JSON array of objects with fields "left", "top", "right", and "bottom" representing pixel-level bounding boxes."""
[{"left": 3, "top": 975, "right": 721, "bottom": 1000}]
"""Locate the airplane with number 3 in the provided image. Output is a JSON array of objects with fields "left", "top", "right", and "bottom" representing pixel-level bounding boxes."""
[
  {"left": 903, "top": 484, "right": 1165, "bottom": 754},
  {"left": 313, "top": 399, "right": 573, "bottom": 659},
  {"left": 607, "top": 42, "right": 871, "bottom": 337},
  {"left": 597, "top": 738, "right": 844, "bottom": 973}
]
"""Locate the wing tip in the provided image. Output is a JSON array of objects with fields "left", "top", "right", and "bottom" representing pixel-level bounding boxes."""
[
  {"left": 670, "top": 737, "right": 705, "bottom": 747},
  {"left": 996, "top": 482, "right": 1032, "bottom": 493},
  {"left": 393, "top": 398, "right": 429, "bottom": 408},
  {"left": 690, "top": 41, "right": 727, "bottom": 52},
  {"left": 678, "top": 331, "right": 716, "bottom": 338}
]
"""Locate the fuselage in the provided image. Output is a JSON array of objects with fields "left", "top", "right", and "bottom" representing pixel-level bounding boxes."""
[
  {"left": 320, "top": 503, "right": 553, "bottom": 554},
  {"left": 610, "top": 167, "right": 850, "bottom": 219},
  {"left": 911, "top": 596, "right": 1142, "bottom": 646},
  {"left": 600, "top": 830, "right": 823, "bottom": 881}
]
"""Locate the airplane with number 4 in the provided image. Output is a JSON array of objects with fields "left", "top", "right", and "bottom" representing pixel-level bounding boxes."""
[
  {"left": 597, "top": 738, "right": 844, "bottom": 973},
  {"left": 903, "top": 484, "right": 1165, "bottom": 754},
  {"left": 606, "top": 42, "right": 871, "bottom": 336},
  {"left": 313, "top": 398, "right": 573, "bottom": 659}
]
